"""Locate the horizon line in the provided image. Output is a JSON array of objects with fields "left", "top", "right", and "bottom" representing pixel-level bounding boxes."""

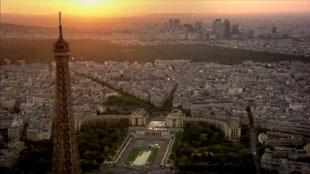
[{"left": 2, "top": 11, "right": 310, "bottom": 18}]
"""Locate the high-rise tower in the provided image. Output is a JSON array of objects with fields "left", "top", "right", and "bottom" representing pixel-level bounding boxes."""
[
  {"left": 224, "top": 19, "right": 231, "bottom": 39},
  {"left": 52, "top": 12, "right": 80, "bottom": 174}
]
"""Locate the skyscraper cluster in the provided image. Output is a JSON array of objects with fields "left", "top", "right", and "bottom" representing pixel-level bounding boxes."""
[
  {"left": 212, "top": 18, "right": 231, "bottom": 39},
  {"left": 166, "top": 18, "right": 181, "bottom": 31}
]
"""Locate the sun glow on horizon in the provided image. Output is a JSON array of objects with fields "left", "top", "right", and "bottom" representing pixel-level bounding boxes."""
[
  {"left": 2, "top": 0, "right": 310, "bottom": 18},
  {"left": 82, "top": 0, "right": 106, "bottom": 6},
  {"left": 83, "top": 0, "right": 101, "bottom": 5},
  {"left": 62, "top": 0, "right": 116, "bottom": 17}
]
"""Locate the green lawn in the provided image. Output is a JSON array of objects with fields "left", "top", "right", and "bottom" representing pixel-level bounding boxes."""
[
  {"left": 126, "top": 146, "right": 159, "bottom": 166},
  {"left": 147, "top": 147, "right": 159, "bottom": 164},
  {"left": 126, "top": 147, "right": 142, "bottom": 164}
]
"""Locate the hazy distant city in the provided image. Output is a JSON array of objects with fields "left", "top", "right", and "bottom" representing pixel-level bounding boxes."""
[
  {"left": 1, "top": 1, "right": 310, "bottom": 174},
  {"left": 2, "top": 13, "right": 310, "bottom": 57}
]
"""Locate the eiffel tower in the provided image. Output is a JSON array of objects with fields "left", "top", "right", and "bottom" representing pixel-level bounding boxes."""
[{"left": 52, "top": 12, "right": 80, "bottom": 174}]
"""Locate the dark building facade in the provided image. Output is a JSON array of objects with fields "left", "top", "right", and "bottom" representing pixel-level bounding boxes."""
[
  {"left": 224, "top": 19, "right": 231, "bottom": 38},
  {"left": 231, "top": 24, "right": 240, "bottom": 35}
]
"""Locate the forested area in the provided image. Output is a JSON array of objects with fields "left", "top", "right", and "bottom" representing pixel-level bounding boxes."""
[
  {"left": 2, "top": 39, "right": 309, "bottom": 65},
  {"left": 9, "top": 127, "right": 127, "bottom": 174},
  {"left": 172, "top": 124, "right": 255, "bottom": 174}
]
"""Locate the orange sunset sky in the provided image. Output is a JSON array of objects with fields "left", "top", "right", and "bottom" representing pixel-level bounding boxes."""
[{"left": 1, "top": 0, "right": 310, "bottom": 17}]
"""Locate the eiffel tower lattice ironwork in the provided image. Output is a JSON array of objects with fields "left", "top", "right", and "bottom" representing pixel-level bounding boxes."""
[{"left": 52, "top": 12, "right": 80, "bottom": 174}]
